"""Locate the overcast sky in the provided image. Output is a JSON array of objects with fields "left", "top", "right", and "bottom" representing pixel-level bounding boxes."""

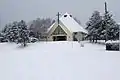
[{"left": 0, "top": 0, "right": 120, "bottom": 29}]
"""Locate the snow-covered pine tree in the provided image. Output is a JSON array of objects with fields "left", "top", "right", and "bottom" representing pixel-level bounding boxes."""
[
  {"left": 86, "top": 11, "right": 102, "bottom": 42},
  {"left": 18, "top": 20, "right": 29, "bottom": 47},
  {"left": 4, "top": 22, "right": 19, "bottom": 42},
  {"left": 10, "top": 21, "right": 19, "bottom": 42},
  {"left": 102, "top": 11, "right": 117, "bottom": 41},
  {"left": 115, "top": 24, "right": 120, "bottom": 40},
  {"left": 2, "top": 24, "right": 9, "bottom": 33},
  {"left": 3, "top": 23, "right": 13, "bottom": 42},
  {"left": 100, "top": 2, "right": 119, "bottom": 41},
  {"left": 1, "top": 24, "right": 10, "bottom": 39}
]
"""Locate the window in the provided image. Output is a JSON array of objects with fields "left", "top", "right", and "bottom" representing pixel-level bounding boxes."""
[
  {"left": 70, "top": 15, "right": 72, "bottom": 17},
  {"left": 64, "top": 15, "right": 67, "bottom": 17}
]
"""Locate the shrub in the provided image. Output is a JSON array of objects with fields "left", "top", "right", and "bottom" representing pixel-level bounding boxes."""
[{"left": 106, "top": 40, "right": 120, "bottom": 51}]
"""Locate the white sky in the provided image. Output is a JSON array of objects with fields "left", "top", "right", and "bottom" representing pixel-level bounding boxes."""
[{"left": 0, "top": 0, "right": 120, "bottom": 29}]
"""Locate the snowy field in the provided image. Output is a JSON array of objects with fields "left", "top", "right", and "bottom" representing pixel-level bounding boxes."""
[{"left": 0, "top": 41, "right": 120, "bottom": 80}]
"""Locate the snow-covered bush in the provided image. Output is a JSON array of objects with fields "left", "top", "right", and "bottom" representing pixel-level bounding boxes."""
[{"left": 106, "top": 40, "right": 120, "bottom": 51}]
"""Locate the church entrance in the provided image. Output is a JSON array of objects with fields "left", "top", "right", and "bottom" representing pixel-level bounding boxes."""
[
  {"left": 52, "top": 25, "right": 67, "bottom": 41},
  {"left": 53, "top": 36, "right": 67, "bottom": 41}
]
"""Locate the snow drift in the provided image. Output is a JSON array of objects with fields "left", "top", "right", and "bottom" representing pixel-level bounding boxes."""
[{"left": 0, "top": 41, "right": 120, "bottom": 80}]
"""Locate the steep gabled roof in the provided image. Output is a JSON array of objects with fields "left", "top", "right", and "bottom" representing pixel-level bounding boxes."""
[{"left": 48, "top": 12, "right": 88, "bottom": 34}]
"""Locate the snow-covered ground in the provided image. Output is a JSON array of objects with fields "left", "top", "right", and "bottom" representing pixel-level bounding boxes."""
[{"left": 0, "top": 41, "right": 120, "bottom": 80}]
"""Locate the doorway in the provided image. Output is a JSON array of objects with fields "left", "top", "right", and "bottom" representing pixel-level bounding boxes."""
[{"left": 53, "top": 36, "right": 67, "bottom": 41}]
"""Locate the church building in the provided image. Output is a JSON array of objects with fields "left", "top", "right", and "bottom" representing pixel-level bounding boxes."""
[{"left": 47, "top": 12, "right": 88, "bottom": 41}]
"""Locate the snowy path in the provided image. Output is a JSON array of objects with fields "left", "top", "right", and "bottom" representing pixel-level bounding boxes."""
[{"left": 0, "top": 41, "right": 120, "bottom": 80}]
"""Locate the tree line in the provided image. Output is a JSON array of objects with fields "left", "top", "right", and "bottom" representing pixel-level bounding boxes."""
[
  {"left": 0, "top": 18, "right": 54, "bottom": 46},
  {"left": 86, "top": 10, "right": 119, "bottom": 43}
]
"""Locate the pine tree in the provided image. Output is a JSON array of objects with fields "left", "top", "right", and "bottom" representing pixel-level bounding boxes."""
[
  {"left": 3, "top": 22, "right": 19, "bottom": 42},
  {"left": 2, "top": 24, "right": 10, "bottom": 40},
  {"left": 18, "top": 20, "right": 29, "bottom": 47},
  {"left": 86, "top": 2, "right": 119, "bottom": 42},
  {"left": 10, "top": 21, "right": 19, "bottom": 42},
  {"left": 86, "top": 11, "right": 102, "bottom": 42},
  {"left": 3, "top": 23, "right": 13, "bottom": 42},
  {"left": 100, "top": 2, "right": 118, "bottom": 41},
  {"left": 102, "top": 10, "right": 117, "bottom": 41},
  {"left": 115, "top": 24, "right": 120, "bottom": 40}
]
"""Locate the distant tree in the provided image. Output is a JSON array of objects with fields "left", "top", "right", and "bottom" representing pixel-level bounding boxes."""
[
  {"left": 17, "top": 20, "right": 29, "bottom": 47},
  {"left": 29, "top": 18, "right": 53, "bottom": 40},
  {"left": 86, "top": 11, "right": 102, "bottom": 42}
]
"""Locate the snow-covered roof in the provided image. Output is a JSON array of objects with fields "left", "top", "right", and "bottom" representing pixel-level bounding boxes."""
[{"left": 48, "top": 12, "right": 88, "bottom": 34}]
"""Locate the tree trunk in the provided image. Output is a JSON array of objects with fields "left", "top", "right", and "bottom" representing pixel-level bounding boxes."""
[
  {"left": 95, "top": 39, "right": 97, "bottom": 43},
  {"left": 93, "top": 39, "right": 94, "bottom": 43},
  {"left": 23, "top": 39, "right": 26, "bottom": 47},
  {"left": 93, "top": 36, "right": 94, "bottom": 43},
  {"left": 90, "top": 37, "right": 92, "bottom": 42},
  {"left": 23, "top": 42, "right": 25, "bottom": 47},
  {"left": 95, "top": 36, "right": 97, "bottom": 43}
]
